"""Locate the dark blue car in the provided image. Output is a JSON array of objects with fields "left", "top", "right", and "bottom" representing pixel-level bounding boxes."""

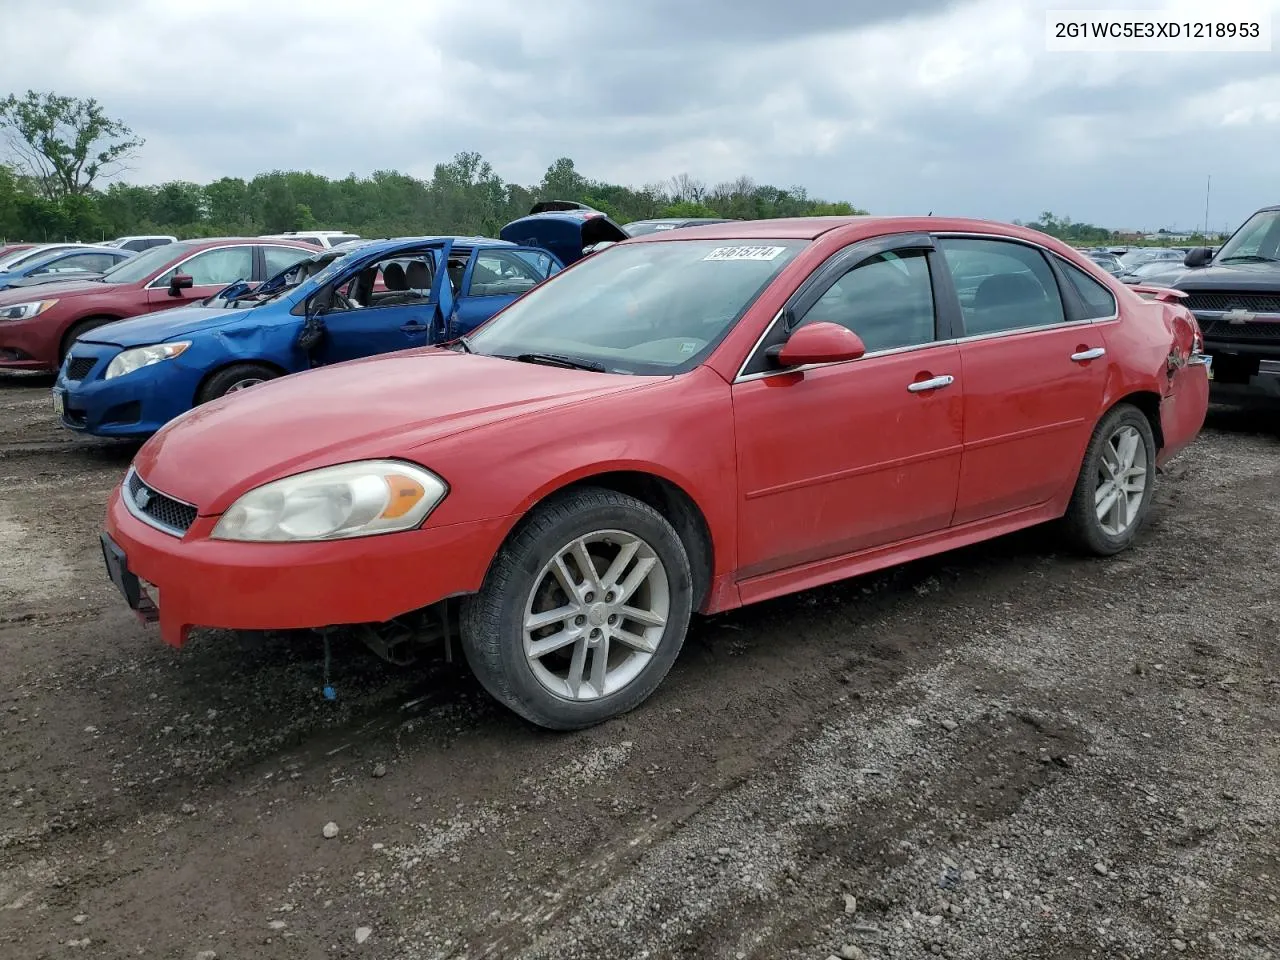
[
  {"left": 52, "top": 209, "right": 628, "bottom": 438},
  {"left": 0, "top": 245, "right": 134, "bottom": 290}
]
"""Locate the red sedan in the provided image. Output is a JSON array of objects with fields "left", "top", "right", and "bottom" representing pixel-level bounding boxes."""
[
  {"left": 101, "top": 217, "right": 1209, "bottom": 729},
  {"left": 0, "top": 237, "right": 316, "bottom": 372}
]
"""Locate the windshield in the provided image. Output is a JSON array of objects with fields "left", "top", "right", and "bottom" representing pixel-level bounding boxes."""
[
  {"left": 467, "top": 238, "right": 806, "bottom": 375},
  {"left": 1217, "top": 209, "right": 1280, "bottom": 262},
  {"left": 99, "top": 242, "right": 198, "bottom": 284},
  {"left": 220, "top": 250, "right": 347, "bottom": 309}
]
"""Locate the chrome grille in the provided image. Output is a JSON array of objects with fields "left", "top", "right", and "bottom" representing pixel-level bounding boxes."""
[
  {"left": 1182, "top": 291, "right": 1280, "bottom": 314},
  {"left": 124, "top": 469, "right": 197, "bottom": 535}
]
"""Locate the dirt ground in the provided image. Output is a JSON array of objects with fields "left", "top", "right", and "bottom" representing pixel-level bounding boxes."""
[{"left": 1, "top": 370, "right": 1277, "bottom": 960}]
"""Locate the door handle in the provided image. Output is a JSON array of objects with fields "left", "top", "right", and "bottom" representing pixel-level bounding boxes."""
[
  {"left": 1071, "top": 347, "right": 1106, "bottom": 361},
  {"left": 907, "top": 374, "right": 955, "bottom": 393},
  {"left": 400, "top": 323, "right": 429, "bottom": 333}
]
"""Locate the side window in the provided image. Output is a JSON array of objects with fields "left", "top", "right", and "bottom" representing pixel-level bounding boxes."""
[
  {"left": 330, "top": 253, "right": 436, "bottom": 310},
  {"left": 797, "top": 250, "right": 937, "bottom": 353},
  {"left": 154, "top": 247, "right": 253, "bottom": 287},
  {"left": 938, "top": 238, "right": 1066, "bottom": 336},
  {"left": 1058, "top": 259, "right": 1117, "bottom": 320},
  {"left": 466, "top": 250, "right": 549, "bottom": 298},
  {"left": 262, "top": 245, "right": 313, "bottom": 277}
]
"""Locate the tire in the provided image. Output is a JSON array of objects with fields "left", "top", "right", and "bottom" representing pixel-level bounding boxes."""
[
  {"left": 60, "top": 317, "right": 118, "bottom": 362},
  {"left": 197, "top": 363, "right": 278, "bottom": 404},
  {"left": 460, "top": 486, "right": 694, "bottom": 730},
  {"left": 1062, "top": 403, "right": 1157, "bottom": 556}
]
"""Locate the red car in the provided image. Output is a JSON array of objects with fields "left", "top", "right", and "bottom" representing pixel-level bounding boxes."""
[
  {"left": 0, "top": 237, "right": 316, "bottom": 372},
  {"left": 101, "top": 217, "right": 1209, "bottom": 730}
]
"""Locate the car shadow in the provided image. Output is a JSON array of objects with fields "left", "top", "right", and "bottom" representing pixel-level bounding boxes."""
[{"left": 1204, "top": 403, "right": 1280, "bottom": 440}]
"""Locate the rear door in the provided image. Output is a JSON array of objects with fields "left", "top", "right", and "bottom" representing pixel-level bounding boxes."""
[
  {"left": 451, "top": 247, "right": 558, "bottom": 337},
  {"left": 143, "top": 245, "right": 256, "bottom": 312},
  {"left": 937, "top": 236, "right": 1111, "bottom": 524},
  {"left": 314, "top": 244, "right": 453, "bottom": 364}
]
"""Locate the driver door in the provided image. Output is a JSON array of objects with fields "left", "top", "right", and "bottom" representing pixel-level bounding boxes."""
[
  {"left": 451, "top": 247, "right": 559, "bottom": 337},
  {"left": 730, "top": 236, "right": 965, "bottom": 583},
  {"left": 314, "top": 244, "right": 453, "bottom": 365}
]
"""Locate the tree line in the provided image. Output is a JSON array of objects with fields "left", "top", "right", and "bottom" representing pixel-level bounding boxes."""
[{"left": 0, "top": 91, "right": 866, "bottom": 243}]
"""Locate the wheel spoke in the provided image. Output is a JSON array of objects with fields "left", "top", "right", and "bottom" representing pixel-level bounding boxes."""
[
  {"left": 1117, "top": 429, "right": 1139, "bottom": 471},
  {"left": 600, "top": 538, "right": 640, "bottom": 592},
  {"left": 1094, "top": 481, "right": 1114, "bottom": 507},
  {"left": 571, "top": 539, "right": 603, "bottom": 592},
  {"left": 1096, "top": 487, "right": 1119, "bottom": 523},
  {"left": 524, "top": 603, "right": 580, "bottom": 632},
  {"left": 550, "top": 554, "right": 579, "bottom": 598},
  {"left": 616, "top": 556, "right": 657, "bottom": 604},
  {"left": 1100, "top": 443, "right": 1121, "bottom": 480},
  {"left": 589, "top": 636, "right": 610, "bottom": 694},
  {"left": 620, "top": 604, "right": 665, "bottom": 628},
  {"left": 528, "top": 629, "right": 581, "bottom": 659},
  {"left": 565, "top": 638, "right": 589, "bottom": 698},
  {"left": 1110, "top": 485, "right": 1127, "bottom": 530},
  {"left": 612, "top": 626, "right": 658, "bottom": 654}
]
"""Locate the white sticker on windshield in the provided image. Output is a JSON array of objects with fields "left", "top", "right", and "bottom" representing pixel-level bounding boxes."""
[
  {"left": 679, "top": 341, "right": 698, "bottom": 354},
  {"left": 703, "top": 245, "right": 787, "bottom": 262}
]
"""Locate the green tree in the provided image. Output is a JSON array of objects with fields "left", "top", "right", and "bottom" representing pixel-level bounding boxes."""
[{"left": 0, "top": 90, "right": 144, "bottom": 200}]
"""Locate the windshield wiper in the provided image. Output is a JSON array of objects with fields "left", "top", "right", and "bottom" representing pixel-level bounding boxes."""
[
  {"left": 509, "top": 352, "right": 606, "bottom": 372},
  {"left": 1219, "top": 254, "right": 1280, "bottom": 263},
  {"left": 446, "top": 335, "right": 473, "bottom": 354}
]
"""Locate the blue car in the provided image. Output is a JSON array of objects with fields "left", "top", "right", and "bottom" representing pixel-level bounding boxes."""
[
  {"left": 0, "top": 245, "right": 134, "bottom": 291},
  {"left": 51, "top": 224, "right": 613, "bottom": 438}
]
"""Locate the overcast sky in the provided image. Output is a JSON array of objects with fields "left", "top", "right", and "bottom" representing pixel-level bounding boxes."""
[{"left": 1, "top": 0, "right": 1277, "bottom": 231}]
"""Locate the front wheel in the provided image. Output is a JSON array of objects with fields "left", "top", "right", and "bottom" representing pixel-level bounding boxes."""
[
  {"left": 461, "top": 487, "right": 693, "bottom": 730},
  {"left": 197, "top": 363, "right": 278, "bottom": 404},
  {"left": 1062, "top": 403, "right": 1157, "bottom": 555}
]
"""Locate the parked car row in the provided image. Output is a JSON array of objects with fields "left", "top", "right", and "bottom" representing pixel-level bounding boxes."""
[{"left": 78, "top": 213, "right": 1209, "bottom": 730}]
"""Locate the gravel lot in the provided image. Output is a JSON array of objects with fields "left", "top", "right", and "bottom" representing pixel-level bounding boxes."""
[{"left": 1, "top": 371, "right": 1277, "bottom": 960}]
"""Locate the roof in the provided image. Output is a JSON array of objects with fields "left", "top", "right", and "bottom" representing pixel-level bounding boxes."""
[
  {"left": 331, "top": 236, "right": 514, "bottom": 258},
  {"left": 623, "top": 215, "right": 1072, "bottom": 247}
]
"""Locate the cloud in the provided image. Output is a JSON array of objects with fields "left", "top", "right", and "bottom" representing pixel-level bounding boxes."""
[{"left": 0, "top": 0, "right": 1277, "bottom": 230}]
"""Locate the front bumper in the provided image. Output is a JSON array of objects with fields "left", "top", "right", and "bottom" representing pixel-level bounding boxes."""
[
  {"left": 56, "top": 344, "right": 194, "bottom": 437},
  {"left": 1208, "top": 359, "right": 1280, "bottom": 402},
  {"left": 103, "top": 484, "right": 511, "bottom": 647},
  {"left": 0, "top": 315, "right": 59, "bottom": 371}
]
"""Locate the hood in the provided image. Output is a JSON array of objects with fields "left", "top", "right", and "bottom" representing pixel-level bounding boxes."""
[
  {"left": 499, "top": 209, "right": 628, "bottom": 265},
  {"left": 78, "top": 306, "right": 255, "bottom": 347},
  {"left": 1168, "top": 260, "right": 1280, "bottom": 292},
  {"left": 133, "top": 349, "right": 654, "bottom": 513},
  {"left": 3, "top": 271, "right": 108, "bottom": 289},
  {"left": 0, "top": 277, "right": 112, "bottom": 304}
]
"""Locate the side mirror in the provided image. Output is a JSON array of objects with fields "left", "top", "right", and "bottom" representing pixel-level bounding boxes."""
[
  {"left": 770, "top": 321, "right": 867, "bottom": 368},
  {"left": 168, "top": 273, "right": 194, "bottom": 296},
  {"left": 1183, "top": 247, "right": 1213, "bottom": 268}
]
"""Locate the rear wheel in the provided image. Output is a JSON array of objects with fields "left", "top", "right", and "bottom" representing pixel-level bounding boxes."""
[
  {"left": 461, "top": 487, "right": 693, "bottom": 730},
  {"left": 1062, "top": 403, "right": 1157, "bottom": 555},
  {"left": 197, "top": 363, "right": 278, "bottom": 404}
]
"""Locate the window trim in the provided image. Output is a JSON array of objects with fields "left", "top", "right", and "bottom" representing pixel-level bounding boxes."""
[
  {"left": 1049, "top": 253, "right": 1119, "bottom": 323},
  {"left": 933, "top": 232, "right": 1118, "bottom": 339},
  {"left": 734, "top": 232, "right": 949, "bottom": 382},
  {"left": 144, "top": 243, "right": 259, "bottom": 289}
]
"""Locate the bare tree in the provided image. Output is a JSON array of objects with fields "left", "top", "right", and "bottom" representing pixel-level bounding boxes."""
[
  {"left": 0, "top": 90, "right": 144, "bottom": 200},
  {"left": 668, "top": 172, "right": 707, "bottom": 204}
]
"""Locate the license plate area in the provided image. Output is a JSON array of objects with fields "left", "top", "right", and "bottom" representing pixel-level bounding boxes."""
[
  {"left": 100, "top": 533, "right": 159, "bottom": 623},
  {"left": 52, "top": 388, "right": 65, "bottom": 415}
]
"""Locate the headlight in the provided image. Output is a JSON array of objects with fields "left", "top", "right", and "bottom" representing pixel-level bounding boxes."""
[
  {"left": 0, "top": 299, "right": 58, "bottom": 322},
  {"left": 104, "top": 342, "right": 191, "bottom": 380},
  {"left": 210, "top": 460, "right": 448, "bottom": 542}
]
